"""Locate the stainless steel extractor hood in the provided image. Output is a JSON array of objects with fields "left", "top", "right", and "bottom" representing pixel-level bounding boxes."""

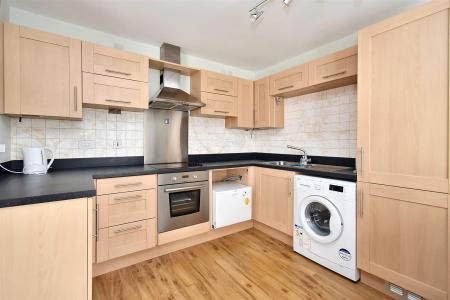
[{"left": 149, "top": 43, "right": 205, "bottom": 111}]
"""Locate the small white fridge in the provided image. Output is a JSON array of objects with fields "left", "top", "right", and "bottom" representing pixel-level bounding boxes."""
[{"left": 212, "top": 182, "right": 252, "bottom": 229}]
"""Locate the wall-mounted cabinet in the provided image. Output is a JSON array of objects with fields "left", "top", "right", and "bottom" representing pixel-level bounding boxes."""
[
  {"left": 190, "top": 92, "right": 237, "bottom": 118},
  {"left": 225, "top": 78, "right": 254, "bottom": 129},
  {"left": 3, "top": 23, "right": 82, "bottom": 119},
  {"left": 193, "top": 70, "right": 238, "bottom": 97},
  {"left": 254, "top": 77, "right": 284, "bottom": 129},
  {"left": 269, "top": 46, "right": 357, "bottom": 99}
]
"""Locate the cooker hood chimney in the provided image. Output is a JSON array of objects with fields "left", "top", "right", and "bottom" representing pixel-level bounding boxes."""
[{"left": 149, "top": 43, "right": 205, "bottom": 111}]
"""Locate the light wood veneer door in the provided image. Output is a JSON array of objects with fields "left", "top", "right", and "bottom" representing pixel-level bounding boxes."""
[
  {"left": 0, "top": 198, "right": 91, "bottom": 300},
  {"left": 202, "top": 71, "right": 238, "bottom": 97},
  {"left": 269, "top": 63, "right": 308, "bottom": 96},
  {"left": 253, "top": 168, "right": 294, "bottom": 235},
  {"left": 190, "top": 92, "right": 238, "bottom": 117},
  {"left": 82, "top": 42, "right": 148, "bottom": 82},
  {"left": 254, "top": 77, "right": 284, "bottom": 129},
  {"left": 357, "top": 183, "right": 448, "bottom": 300},
  {"left": 357, "top": 1, "right": 449, "bottom": 193},
  {"left": 4, "top": 23, "right": 82, "bottom": 118},
  {"left": 225, "top": 78, "right": 254, "bottom": 129},
  {"left": 308, "top": 46, "right": 357, "bottom": 86}
]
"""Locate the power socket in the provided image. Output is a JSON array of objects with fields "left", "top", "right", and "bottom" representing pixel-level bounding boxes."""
[
  {"left": 0, "top": 144, "right": 5, "bottom": 153},
  {"left": 113, "top": 140, "right": 123, "bottom": 149}
]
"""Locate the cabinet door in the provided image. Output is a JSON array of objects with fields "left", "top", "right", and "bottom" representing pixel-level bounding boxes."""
[
  {"left": 82, "top": 42, "right": 148, "bottom": 82},
  {"left": 308, "top": 46, "right": 357, "bottom": 86},
  {"left": 357, "top": 2, "right": 449, "bottom": 193},
  {"left": 190, "top": 92, "right": 237, "bottom": 117},
  {"left": 82, "top": 73, "right": 148, "bottom": 110},
  {"left": 269, "top": 64, "right": 308, "bottom": 96},
  {"left": 202, "top": 71, "right": 238, "bottom": 97},
  {"left": 254, "top": 77, "right": 284, "bottom": 129},
  {"left": 254, "top": 168, "right": 294, "bottom": 235},
  {"left": 4, "top": 24, "right": 82, "bottom": 118},
  {"left": 357, "top": 183, "right": 448, "bottom": 300},
  {"left": 225, "top": 78, "right": 254, "bottom": 129},
  {"left": 0, "top": 198, "right": 91, "bottom": 300}
]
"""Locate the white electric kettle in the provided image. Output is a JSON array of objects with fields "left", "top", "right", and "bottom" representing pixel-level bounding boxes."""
[{"left": 22, "top": 147, "right": 55, "bottom": 175}]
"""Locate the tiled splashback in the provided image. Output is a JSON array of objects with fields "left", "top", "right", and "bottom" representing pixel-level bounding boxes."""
[
  {"left": 10, "top": 108, "right": 144, "bottom": 160},
  {"left": 189, "top": 85, "right": 357, "bottom": 158},
  {"left": 253, "top": 85, "right": 357, "bottom": 158},
  {"left": 9, "top": 85, "right": 356, "bottom": 160}
]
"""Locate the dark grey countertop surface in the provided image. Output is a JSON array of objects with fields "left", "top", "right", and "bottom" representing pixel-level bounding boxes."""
[{"left": 0, "top": 159, "right": 356, "bottom": 208}]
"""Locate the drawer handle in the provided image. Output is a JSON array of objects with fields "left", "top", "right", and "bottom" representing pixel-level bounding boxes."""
[
  {"left": 322, "top": 70, "right": 347, "bottom": 79},
  {"left": 105, "top": 69, "right": 132, "bottom": 76},
  {"left": 114, "top": 224, "right": 143, "bottom": 234},
  {"left": 278, "top": 85, "right": 294, "bottom": 91},
  {"left": 114, "top": 182, "right": 143, "bottom": 188},
  {"left": 214, "top": 88, "right": 230, "bottom": 93},
  {"left": 105, "top": 99, "right": 132, "bottom": 104},
  {"left": 214, "top": 110, "right": 229, "bottom": 114},
  {"left": 113, "top": 194, "right": 143, "bottom": 202}
]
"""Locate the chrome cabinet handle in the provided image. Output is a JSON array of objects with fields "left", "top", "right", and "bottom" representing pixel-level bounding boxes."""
[
  {"left": 164, "top": 185, "right": 205, "bottom": 193},
  {"left": 105, "top": 69, "right": 132, "bottom": 76},
  {"left": 214, "top": 88, "right": 229, "bottom": 93},
  {"left": 105, "top": 99, "right": 132, "bottom": 104},
  {"left": 359, "top": 188, "right": 364, "bottom": 217},
  {"left": 74, "top": 86, "right": 78, "bottom": 112},
  {"left": 278, "top": 85, "right": 294, "bottom": 91},
  {"left": 95, "top": 202, "right": 99, "bottom": 241},
  {"left": 113, "top": 224, "right": 142, "bottom": 234},
  {"left": 214, "top": 110, "right": 229, "bottom": 114},
  {"left": 322, "top": 70, "right": 347, "bottom": 79},
  {"left": 112, "top": 194, "right": 143, "bottom": 202},
  {"left": 114, "top": 182, "right": 143, "bottom": 188}
]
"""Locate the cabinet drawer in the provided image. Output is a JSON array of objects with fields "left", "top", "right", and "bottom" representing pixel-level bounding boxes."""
[
  {"left": 83, "top": 73, "right": 148, "bottom": 110},
  {"left": 98, "top": 189, "right": 156, "bottom": 228},
  {"left": 202, "top": 71, "right": 238, "bottom": 96},
  {"left": 191, "top": 92, "right": 237, "bottom": 117},
  {"left": 269, "top": 64, "right": 308, "bottom": 96},
  {"left": 96, "top": 175, "right": 157, "bottom": 195},
  {"left": 309, "top": 46, "right": 357, "bottom": 86},
  {"left": 96, "top": 219, "right": 156, "bottom": 262},
  {"left": 82, "top": 42, "right": 148, "bottom": 82}
]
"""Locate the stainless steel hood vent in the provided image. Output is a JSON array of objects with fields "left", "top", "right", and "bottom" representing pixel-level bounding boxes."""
[{"left": 149, "top": 43, "right": 205, "bottom": 111}]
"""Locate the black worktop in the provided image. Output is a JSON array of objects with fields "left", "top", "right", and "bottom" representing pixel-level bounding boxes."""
[{"left": 0, "top": 153, "right": 356, "bottom": 208}]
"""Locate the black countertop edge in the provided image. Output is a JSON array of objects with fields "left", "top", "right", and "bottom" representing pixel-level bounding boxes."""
[{"left": 0, "top": 189, "right": 97, "bottom": 209}]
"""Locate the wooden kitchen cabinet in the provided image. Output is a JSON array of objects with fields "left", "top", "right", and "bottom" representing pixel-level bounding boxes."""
[
  {"left": 225, "top": 78, "right": 254, "bottom": 128},
  {"left": 82, "top": 41, "right": 148, "bottom": 82},
  {"left": 3, "top": 23, "right": 82, "bottom": 119},
  {"left": 191, "top": 70, "right": 238, "bottom": 97},
  {"left": 190, "top": 91, "right": 237, "bottom": 118},
  {"left": 82, "top": 73, "right": 148, "bottom": 110},
  {"left": 253, "top": 167, "right": 294, "bottom": 235},
  {"left": 308, "top": 46, "right": 357, "bottom": 86},
  {"left": 254, "top": 77, "right": 284, "bottom": 128},
  {"left": 269, "top": 63, "right": 308, "bottom": 96},
  {"left": 357, "top": 183, "right": 448, "bottom": 300},
  {"left": 357, "top": 1, "right": 449, "bottom": 193},
  {"left": 0, "top": 198, "right": 92, "bottom": 300}
]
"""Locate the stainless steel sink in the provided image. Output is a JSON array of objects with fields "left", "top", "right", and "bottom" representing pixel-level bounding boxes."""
[
  {"left": 264, "top": 160, "right": 298, "bottom": 166},
  {"left": 263, "top": 161, "right": 353, "bottom": 172}
]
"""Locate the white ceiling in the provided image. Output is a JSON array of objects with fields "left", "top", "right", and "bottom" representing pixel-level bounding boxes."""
[{"left": 9, "top": 0, "right": 426, "bottom": 71}]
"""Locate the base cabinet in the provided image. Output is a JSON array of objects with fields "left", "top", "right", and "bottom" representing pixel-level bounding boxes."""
[
  {"left": 357, "top": 183, "right": 448, "bottom": 300},
  {"left": 0, "top": 198, "right": 92, "bottom": 300},
  {"left": 253, "top": 168, "right": 294, "bottom": 235}
]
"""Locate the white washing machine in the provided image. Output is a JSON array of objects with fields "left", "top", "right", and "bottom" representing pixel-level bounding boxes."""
[{"left": 293, "top": 175, "right": 359, "bottom": 281}]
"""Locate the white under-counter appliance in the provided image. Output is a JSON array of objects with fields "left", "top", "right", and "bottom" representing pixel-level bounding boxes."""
[
  {"left": 213, "top": 182, "right": 252, "bottom": 229},
  {"left": 293, "top": 175, "right": 359, "bottom": 281}
]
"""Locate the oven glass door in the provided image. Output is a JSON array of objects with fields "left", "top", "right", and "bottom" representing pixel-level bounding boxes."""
[{"left": 158, "top": 182, "right": 209, "bottom": 233}]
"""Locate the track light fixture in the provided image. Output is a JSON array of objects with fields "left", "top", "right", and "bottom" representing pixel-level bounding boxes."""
[{"left": 249, "top": 0, "right": 293, "bottom": 21}]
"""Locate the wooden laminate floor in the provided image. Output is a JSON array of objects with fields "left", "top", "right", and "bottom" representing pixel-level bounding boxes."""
[{"left": 93, "top": 228, "right": 390, "bottom": 300}]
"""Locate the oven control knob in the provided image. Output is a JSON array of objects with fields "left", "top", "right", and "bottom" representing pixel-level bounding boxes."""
[{"left": 172, "top": 176, "right": 177, "bottom": 181}]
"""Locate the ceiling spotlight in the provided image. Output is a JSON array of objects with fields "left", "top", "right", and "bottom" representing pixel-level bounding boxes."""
[
  {"left": 282, "top": 0, "right": 292, "bottom": 6},
  {"left": 250, "top": 9, "right": 264, "bottom": 22}
]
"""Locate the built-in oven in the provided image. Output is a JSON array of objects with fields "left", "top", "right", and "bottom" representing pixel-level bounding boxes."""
[{"left": 157, "top": 170, "right": 209, "bottom": 233}]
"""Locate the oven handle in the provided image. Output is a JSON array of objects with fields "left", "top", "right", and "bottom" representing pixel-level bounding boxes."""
[{"left": 164, "top": 185, "right": 206, "bottom": 193}]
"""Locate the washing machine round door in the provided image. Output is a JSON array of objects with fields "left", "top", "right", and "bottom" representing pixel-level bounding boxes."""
[{"left": 299, "top": 195, "right": 343, "bottom": 244}]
